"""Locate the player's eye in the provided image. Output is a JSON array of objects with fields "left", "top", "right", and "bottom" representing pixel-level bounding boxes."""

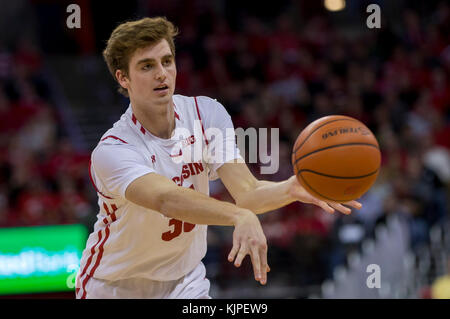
[
  {"left": 162, "top": 59, "right": 172, "bottom": 66},
  {"left": 142, "top": 64, "right": 153, "bottom": 70}
]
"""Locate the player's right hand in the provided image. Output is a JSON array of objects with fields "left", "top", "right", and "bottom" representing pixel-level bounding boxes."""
[{"left": 227, "top": 210, "right": 269, "bottom": 285}]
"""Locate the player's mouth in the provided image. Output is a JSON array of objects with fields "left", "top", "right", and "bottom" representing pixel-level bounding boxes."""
[{"left": 154, "top": 84, "right": 169, "bottom": 95}]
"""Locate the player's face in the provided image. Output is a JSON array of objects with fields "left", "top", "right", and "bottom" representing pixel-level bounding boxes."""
[{"left": 123, "top": 39, "right": 177, "bottom": 107}]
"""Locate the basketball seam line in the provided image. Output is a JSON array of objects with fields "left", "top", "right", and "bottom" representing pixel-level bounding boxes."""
[
  {"left": 298, "top": 172, "right": 355, "bottom": 202},
  {"left": 293, "top": 142, "right": 379, "bottom": 166},
  {"left": 293, "top": 118, "right": 359, "bottom": 154},
  {"left": 296, "top": 168, "right": 379, "bottom": 179}
]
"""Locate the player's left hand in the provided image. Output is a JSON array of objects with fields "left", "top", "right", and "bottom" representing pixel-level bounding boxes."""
[{"left": 286, "top": 175, "right": 362, "bottom": 215}]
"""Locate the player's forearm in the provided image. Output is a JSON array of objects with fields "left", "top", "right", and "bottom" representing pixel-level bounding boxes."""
[
  {"left": 159, "top": 187, "right": 250, "bottom": 226},
  {"left": 235, "top": 179, "right": 296, "bottom": 214}
]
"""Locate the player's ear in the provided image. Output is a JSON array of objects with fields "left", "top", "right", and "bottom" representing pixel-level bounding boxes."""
[{"left": 116, "top": 69, "right": 130, "bottom": 91}]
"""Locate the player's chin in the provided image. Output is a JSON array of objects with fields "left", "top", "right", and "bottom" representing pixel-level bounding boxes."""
[{"left": 152, "top": 91, "right": 173, "bottom": 102}]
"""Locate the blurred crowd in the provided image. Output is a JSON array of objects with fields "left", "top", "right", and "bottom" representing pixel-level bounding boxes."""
[
  {"left": 0, "top": 40, "right": 92, "bottom": 227},
  {"left": 176, "top": 1, "right": 450, "bottom": 291},
  {"left": 0, "top": 0, "right": 449, "bottom": 297}
]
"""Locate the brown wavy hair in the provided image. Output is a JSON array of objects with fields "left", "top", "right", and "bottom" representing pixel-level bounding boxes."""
[{"left": 103, "top": 17, "right": 179, "bottom": 97}]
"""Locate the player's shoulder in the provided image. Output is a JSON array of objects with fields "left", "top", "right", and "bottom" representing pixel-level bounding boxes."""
[
  {"left": 195, "top": 95, "right": 221, "bottom": 108},
  {"left": 173, "top": 95, "right": 226, "bottom": 123},
  {"left": 99, "top": 123, "right": 133, "bottom": 145},
  {"left": 91, "top": 130, "right": 145, "bottom": 165},
  {"left": 95, "top": 109, "right": 141, "bottom": 149},
  {"left": 173, "top": 94, "right": 221, "bottom": 109}
]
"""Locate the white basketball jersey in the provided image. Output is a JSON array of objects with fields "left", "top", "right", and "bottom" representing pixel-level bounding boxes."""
[{"left": 76, "top": 95, "right": 241, "bottom": 298}]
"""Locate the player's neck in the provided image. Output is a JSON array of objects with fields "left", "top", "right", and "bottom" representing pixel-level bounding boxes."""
[{"left": 131, "top": 100, "right": 175, "bottom": 139}]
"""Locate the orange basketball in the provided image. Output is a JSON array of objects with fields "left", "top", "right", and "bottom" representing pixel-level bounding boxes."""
[{"left": 292, "top": 115, "right": 381, "bottom": 203}]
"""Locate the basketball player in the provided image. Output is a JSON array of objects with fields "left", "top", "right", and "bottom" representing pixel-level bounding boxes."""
[{"left": 75, "top": 17, "right": 361, "bottom": 299}]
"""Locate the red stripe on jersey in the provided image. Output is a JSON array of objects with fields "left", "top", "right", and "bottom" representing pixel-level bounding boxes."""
[
  {"left": 80, "top": 226, "right": 111, "bottom": 299},
  {"left": 88, "top": 226, "right": 110, "bottom": 277},
  {"left": 103, "top": 202, "right": 110, "bottom": 215},
  {"left": 131, "top": 113, "right": 147, "bottom": 135},
  {"left": 102, "top": 203, "right": 118, "bottom": 224},
  {"left": 100, "top": 135, "right": 128, "bottom": 144},
  {"left": 194, "top": 96, "right": 209, "bottom": 146},
  {"left": 111, "top": 204, "right": 118, "bottom": 222},
  {"left": 103, "top": 203, "right": 110, "bottom": 224},
  {"left": 79, "top": 230, "right": 103, "bottom": 298},
  {"left": 88, "top": 160, "right": 114, "bottom": 200}
]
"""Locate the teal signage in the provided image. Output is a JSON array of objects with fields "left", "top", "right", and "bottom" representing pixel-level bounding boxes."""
[{"left": 0, "top": 224, "right": 87, "bottom": 295}]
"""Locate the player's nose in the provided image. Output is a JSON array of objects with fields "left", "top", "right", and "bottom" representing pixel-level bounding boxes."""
[{"left": 154, "top": 63, "right": 167, "bottom": 81}]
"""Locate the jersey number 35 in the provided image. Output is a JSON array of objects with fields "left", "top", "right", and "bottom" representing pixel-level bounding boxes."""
[{"left": 161, "top": 184, "right": 196, "bottom": 241}]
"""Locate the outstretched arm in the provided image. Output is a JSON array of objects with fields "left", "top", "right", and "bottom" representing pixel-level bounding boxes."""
[
  {"left": 125, "top": 172, "right": 269, "bottom": 285},
  {"left": 217, "top": 158, "right": 362, "bottom": 215}
]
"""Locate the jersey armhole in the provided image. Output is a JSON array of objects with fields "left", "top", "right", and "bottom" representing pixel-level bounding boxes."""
[{"left": 88, "top": 159, "right": 116, "bottom": 200}]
